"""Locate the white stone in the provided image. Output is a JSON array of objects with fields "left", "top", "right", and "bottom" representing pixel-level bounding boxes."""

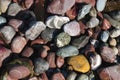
[{"left": 96, "top": 0, "right": 107, "bottom": 12}]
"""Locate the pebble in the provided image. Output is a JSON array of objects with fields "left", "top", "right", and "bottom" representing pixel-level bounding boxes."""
[
  {"left": 68, "top": 55, "right": 90, "bottom": 73},
  {"left": 56, "top": 32, "right": 71, "bottom": 47},
  {"left": 110, "top": 11, "right": 120, "bottom": 21},
  {"left": 112, "top": 47, "right": 118, "bottom": 55},
  {"left": 79, "top": 21, "right": 86, "bottom": 34},
  {"left": 41, "top": 28, "right": 55, "bottom": 42},
  {"left": 40, "top": 72, "right": 48, "bottom": 80},
  {"left": 25, "top": 21, "right": 46, "bottom": 40},
  {"left": 47, "top": 0, "right": 75, "bottom": 15},
  {"left": 110, "top": 29, "right": 120, "bottom": 38},
  {"left": 40, "top": 45, "right": 50, "bottom": 58},
  {"left": 31, "top": 38, "right": 47, "bottom": 45},
  {"left": 0, "top": 16, "right": 7, "bottom": 25},
  {"left": 0, "top": 26, "right": 16, "bottom": 44},
  {"left": 46, "top": 15, "right": 70, "bottom": 29},
  {"left": 72, "top": 35, "right": 90, "bottom": 49},
  {"left": 100, "top": 46, "right": 116, "bottom": 63},
  {"left": 101, "top": 19, "right": 111, "bottom": 30},
  {"left": 77, "top": 74, "right": 89, "bottom": 80},
  {"left": 66, "top": 72, "right": 77, "bottom": 80},
  {"left": 98, "top": 65, "right": 120, "bottom": 80},
  {"left": 24, "top": 0, "right": 34, "bottom": 9},
  {"left": 8, "top": 3, "right": 22, "bottom": 16},
  {"left": 34, "top": 58, "right": 49, "bottom": 75},
  {"left": 96, "top": 0, "right": 107, "bottom": 12},
  {"left": 77, "top": 4, "right": 92, "bottom": 20},
  {"left": 57, "top": 45, "right": 79, "bottom": 58},
  {"left": 63, "top": 21, "right": 80, "bottom": 36},
  {"left": 52, "top": 72, "right": 65, "bottom": 80},
  {"left": 117, "top": 45, "right": 120, "bottom": 56},
  {"left": 21, "top": 47, "right": 34, "bottom": 57},
  {"left": 89, "top": 7, "right": 97, "bottom": 17},
  {"left": 86, "top": 17, "right": 99, "bottom": 28},
  {"left": 11, "top": 36, "right": 27, "bottom": 53},
  {"left": 29, "top": 77, "right": 38, "bottom": 80},
  {"left": 100, "top": 31, "right": 109, "bottom": 42},
  {"left": 109, "top": 38, "right": 117, "bottom": 47},
  {"left": 9, "top": 65, "right": 30, "bottom": 79},
  {"left": 56, "top": 56, "right": 64, "bottom": 68}
]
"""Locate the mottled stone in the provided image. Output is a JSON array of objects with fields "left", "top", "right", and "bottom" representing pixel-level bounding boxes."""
[
  {"left": 46, "top": 15, "right": 70, "bottom": 29},
  {"left": 109, "top": 38, "right": 117, "bottom": 47},
  {"left": 67, "top": 72, "right": 77, "bottom": 80},
  {"left": 52, "top": 72, "right": 65, "bottom": 80},
  {"left": 57, "top": 45, "right": 79, "bottom": 58},
  {"left": 64, "top": 21, "right": 80, "bottom": 36},
  {"left": 100, "top": 31, "right": 109, "bottom": 42},
  {"left": 77, "top": 4, "right": 92, "bottom": 20},
  {"left": 0, "top": 16, "right": 7, "bottom": 25},
  {"left": 56, "top": 32, "right": 71, "bottom": 47},
  {"left": 56, "top": 56, "right": 64, "bottom": 68},
  {"left": 25, "top": 21, "right": 46, "bottom": 40},
  {"left": 101, "top": 19, "right": 111, "bottom": 30},
  {"left": 47, "top": 0, "right": 75, "bottom": 15},
  {"left": 77, "top": 74, "right": 89, "bottom": 80},
  {"left": 96, "top": 0, "right": 107, "bottom": 12},
  {"left": 86, "top": 17, "right": 99, "bottom": 28},
  {"left": 110, "top": 29, "right": 120, "bottom": 38}
]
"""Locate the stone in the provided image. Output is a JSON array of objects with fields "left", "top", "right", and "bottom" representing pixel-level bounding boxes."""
[
  {"left": 86, "top": 17, "right": 99, "bottom": 28},
  {"left": 40, "top": 72, "right": 48, "bottom": 80},
  {"left": 46, "top": 15, "right": 70, "bottom": 29},
  {"left": 25, "top": 21, "right": 46, "bottom": 40},
  {"left": 110, "top": 11, "right": 120, "bottom": 21},
  {"left": 77, "top": 74, "right": 89, "bottom": 80},
  {"left": 0, "top": 16, "right": 7, "bottom": 25},
  {"left": 11, "top": 36, "right": 27, "bottom": 53},
  {"left": 34, "top": 58, "right": 49, "bottom": 75},
  {"left": 109, "top": 38, "right": 117, "bottom": 47},
  {"left": 31, "top": 38, "right": 47, "bottom": 45},
  {"left": 110, "top": 29, "right": 120, "bottom": 38},
  {"left": 41, "top": 28, "right": 55, "bottom": 42},
  {"left": 9, "top": 65, "right": 30, "bottom": 79},
  {"left": 117, "top": 45, "right": 120, "bottom": 56},
  {"left": 100, "top": 46, "right": 116, "bottom": 63},
  {"left": 100, "top": 31, "right": 109, "bottom": 42},
  {"left": 112, "top": 47, "right": 118, "bottom": 55},
  {"left": 68, "top": 55, "right": 90, "bottom": 73},
  {"left": 64, "top": 21, "right": 80, "bottom": 36},
  {"left": 40, "top": 45, "right": 50, "bottom": 58},
  {"left": 89, "top": 7, "right": 97, "bottom": 17},
  {"left": 0, "top": 26, "right": 16, "bottom": 44},
  {"left": 29, "top": 77, "right": 38, "bottom": 80},
  {"left": 101, "top": 19, "right": 111, "bottom": 30},
  {"left": 79, "top": 21, "right": 86, "bottom": 34},
  {"left": 56, "top": 56, "right": 64, "bottom": 68},
  {"left": 96, "top": 0, "right": 107, "bottom": 12},
  {"left": 57, "top": 45, "right": 79, "bottom": 58},
  {"left": 56, "top": 32, "right": 71, "bottom": 47},
  {"left": 77, "top": 4, "right": 92, "bottom": 20},
  {"left": 21, "top": 47, "right": 34, "bottom": 57},
  {"left": 72, "top": 35, "right": 90, "bottom": 49},
  {"left": 52, "top": 72, "right": 65, "bottom": 80},
  {"left": 98, "top": 65, "right": 120, "bottom": 80},
  {"left": 24, "top": 0, "right": 34, "bottom": 9},
  {"left": 8, "top": 3, "right": 22, "bottom": 16},
  {"left": 47, "top": 0, "right": 75, "bottom": 15},
  {"left": 67, "top": 72, "right": 77, "bottom": 80}
]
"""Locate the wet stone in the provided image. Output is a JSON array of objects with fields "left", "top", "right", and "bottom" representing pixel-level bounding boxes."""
[
  {"left": 110, "top": 11, "right": 120, "bottom": 21},
  {"left": 96, "top": 0, "right": 107, "bottom": 12},
  {"left": 56, "top": 32, "right": 71, "bottom": 47},
  {"left": 100, "top": 31, "right": 109, "bottom": 42},
  {"left": 57, "top": 45, "right": 79, "bottom": 58},
  {"left": 0, "top": 16, "right": 7, "bottom": 25},
  {"left": 66, "top": 72, "right": 77, "bottom": 80}
]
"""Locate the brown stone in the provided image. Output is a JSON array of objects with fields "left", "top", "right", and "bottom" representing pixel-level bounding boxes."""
[
  {"left": 101, "top": 19, "right": 111, "bottom": 30},
  {"left": 52, "top": 72, "right": 65, "bottom": 80},
  {"left": 56, "top": 56, "right": 64, "bottom": 68},
  {"left": 21, "top": 47, "right": 34, "bottom": 57}
]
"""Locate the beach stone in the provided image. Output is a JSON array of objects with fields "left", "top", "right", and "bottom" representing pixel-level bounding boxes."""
[
  {"left": 96, "top": 0, "right": 107, "bottom": 12},
  {"left": 72, "top": 35, "right": 89, "bottom": 49},
  {"left": 112, "top": 47, "right": 119, "bottom": 55},
  {"left": 57, "top": 45, "right": 79, "bottom": 58},
  {"left": 68, "top": 55, "right": 90, "bottom": 73},
  {"left": 64, "top": 21, "right": 80, "bottom": 36},
  {"left": 24, "top": 0, "right": 34, "bottom": 9},
  {"left": 110, "top": 11, "right": 120, "bottom": 21},
  {"left": 109, "top": 38, "right": 117, "bottom": 47},
  {"left": 8, "top": 3, "right": 22, "bottom": 16},
  {"left": 77, "top": 4, "right": 92, "bottom": 20},
  {"left": 110, "top": 29, "right": 120, "bottom": 38},
  {"left": 89, "top": 7, "right": 97, "bottom": 17},
  {"left": 0, "top": 16, "right": 7, "bottom": 25},
  {"left": 86, "top": 17, "right": 99, "bottom": 28},
  {"left": 21, "top": 47, "right": 34, "bottom": 57},
  {"left": 100, "top": 31, "right": 109, "bottom": 42},
  {"left": 56, "top": 32, "right": 71, "bottom": 47},
  {"left": 67, "top": 72, "right": 77, "bottom": 80},
  {"left": 117, "top": 45, "right": 120, "bottom": 56},
  {"left": 56, "top": 56, "right": 64, "bottom": 68},
  {"left": 34, "top": 58, "right": 49, "bottom": 75},
  {"left": 25, "top": 21, "right": 46, "bottom": 40},
  {"left": 79, "top": 21, "right": 86, "bottom": 34},
  {"left": 47, "top": 0, "right": 75, "bottom": 15},
  {"left": 52, "top": 72, "right": 65, "bottom": 80},
  {"left": 40, "top": 72, "right": 48, "bottom": 80},
  {"left": 0, "top": 26, "right": 16, "bottom": 44},
  {"left": 101, "top": 19, "right": 111, "bottom": 30},
  {"left": 77, "top": 74, "right": 89, "bottom": 80},
  {"left": 46, "top": 15, "right": 70, "bottom": 29}
]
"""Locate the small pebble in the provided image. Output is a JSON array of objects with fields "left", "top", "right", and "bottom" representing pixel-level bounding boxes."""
[
  {"left": 112, "top": 47, "right": 119, "bottom": 55},
  {"left": 110, "top": 29, "right": 120, "bottom": 38},
  {"left": 56, "top": 56, "right": 64, "bottom": 68},
  {"left": 79, "top": 21, "right": 86, "bottom": 34},
  {"left": 101, "top": 19, "right": 111, "bottom": 30},
  {"left": 40, "top": 72, "right": 48, "bottom": 80},
  {"left": 77, "top": 74, "right": 89, "bottom": 80},
  {"left": 96, "top": 0, "right": 107, "bottom": 12},
  {"left": 52, "top": 72, "right": 65, "bottom": 80},
  {"left": 89, "top": 7, "right": 97, "bottom": 17},
  {"left": 31, "top": 38, "right": 47, "bottom": 45},
  {"left": 24, "top": 0, "right": 34, "bottom": 9},
  {"left": 21, "top": 47, "right": 34, "bottom": 57},
  {"left": 29, "top": 77, "right": 38, "bottom": 80},
  {"left": 0, "top": 16, "right": 7, "bottom": 25},
  {"left": 67, "top": 71, "right": 77, "bottom": 80},
  {"left": 64, "top": 21, "right": 80, "bottom": 36},
  {"left": 57, "top": 45, "right": 79, "bottom": 58},
  {"left": 117, "top": 45, "right": 120, "bottom": 56},
  {"left": 40, "top": 45, "right": 50, "bottom": 58},
  {"left": 109, "top": 38, "right": 117, "bottom": 47},
  {"left": 100, "top": 31, "right": 109, "bottom": 42},
  {"left": 110, "top": 10, "right": 120, "bottom": 21}
]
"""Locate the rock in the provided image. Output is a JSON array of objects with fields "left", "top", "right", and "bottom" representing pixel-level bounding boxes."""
[
  {"left": 110, "top": 29, "right": 120, "bottom": 38},
  {"left": 25, "top": 21, "right": 46, "bottom": 40},
  {"left": 72, "top": 35, "right": 90, "bottom": 49},
  {"left": 96, "top": 0, "right": 107, "bottom": 12},
  {"left": 57, "top": 45, "right": 79, "bottom": 58},
  {"left": 100, "top": 31, "right": 109, "bottom": 42},
  {"left": 79, "top": 21, "right": 86, "bottom": 34},
  {"left": 52, "top": 72, "right": 65, "bottom": 80},
  {"left": 8, "top": 3, "right": 22, "bottom": 16},
  {"left": 40, "top": 72, "right": 48, "bottom": 80},
  {"left": 56, "top": 32, "right": 71, "bottom": 47},
  {"left": 77, "top": 4, "right": 92, "bottom": 20},
  {"left": 68, "top": 55, "right": 90, "bottom": 73},
  {"left": 98, "top": 65, "right": 120, "bottom": 80},
  {"left": 21, "top": 47, "right": 34, "bottom": 57},
  {"left": 112, "top": 47, "right": 118, "bottom": 55},
  {"left": 89, "top": 7, "right": 97, "bottom": 17},
  {"left": 85, "top": 44, "right": 95, "bottom": 55},
  {"left": 41, "top": 28, "right": 55, "bottom": 42},
  {"left": 40, "top": 45, "right": 50, "bottom": 58},
  {"left": 9, "top": 65, "right": 30, "bottom": 79},
  {"left": 117, "top": 45, "right": 120, "bottom": 56},
  {"left": 88, "top": 71, "right": 95, "bottom": 80},
  {"left": 47, "top": 0, "right": 75, "bottom": 15},
  {"left": 109, "top": 38, "right": 117, "bottom": 47},
  {"left": 0, "top": 0, "right": 11, "bottom": 13},
  {"left": 0, "top": 26, "right": 16, "bottom": 44},
  {"left": 56, "top": 56, "right": 64, "bottom": 68},
  {"left": 100, "top": 46, "right": 116, "bottom": 63},
  {"left": 34, "top": 58, "right": 49, "bottom": 75},
  {"left": 29, "top": 77, "right": 38, "bottom": 80},
  {"left": 67, "top": 72, "right": 77, "bottom": 80},
  {"left": 11, "top": 36, "right": 27, "bottom": 53},
  {"left": 46, "top": 15, "right": 70, "bottom": 29},
  {"left": 101, "top": 19, "right": 111, "bottom": 30},
  {"left": 31, "top": 38, "right": 47, "bottom": 45},
  {"left": 110, "top": 11, "right": 120, "bottom": 21},
  {"left": 77, "top": 74, "right": 89, "bottom": 80},
  {"left": 0, "top": 16, "right": 7, "bottom": 25},
  {"left": 24, "top": 0, "right": 34, "bottom": 9},
  {"left": 63, "top": 21, "right": 80, "bottom": 36},
  {"left": 86, "top": 17, "right": 99, "bottom": 28}
]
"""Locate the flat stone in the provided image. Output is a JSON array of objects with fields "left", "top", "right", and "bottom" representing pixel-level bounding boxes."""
[
  {"left": 96, "top": 0, "right": 107, "bottom": 12},
  {"left": 0, "top": 16, "right": 7, "bottom": 25},
  {"left": 112, "top": 47, "right": 118, "bottom": 55},
  {"left": 89, "top": 7, "right": 97, "bottom": 17},
  {"left": 110, "top": 10, "right": 120, "bottom": 21},
  {"left": 100, "top": 31, "right": 109, "bottom": 42}
]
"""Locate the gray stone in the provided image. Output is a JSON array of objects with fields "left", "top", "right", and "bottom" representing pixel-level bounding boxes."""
[
  {"left": 77, "top": 74, "right": 89, "bottom": 80},
  {"left": 67, "top": 72, "right": 77, "bottom": 80},
  {"left": 0, "top": 16, "right": 7, "bottom": 25},
  {"left": 96, "top": 0, "right": 107, "bottom": 12},
  {"left": 100, "top": 31, "right": 109, "bottom": 42},
  {"left": 110, "top": 11, "right": 120, "bottom": 21}
]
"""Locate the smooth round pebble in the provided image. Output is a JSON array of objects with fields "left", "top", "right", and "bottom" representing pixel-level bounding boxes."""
[
  {"left": 77, "top": 74, "right": 89, "bottom": 80},
  {"left": 100, "top": 31, "right": 109, "bottom": 42},
  {"left": 0, "top": 16, "right": 7, "bottom": 25},
  {"left": 109, "top": 38, "right": 117, "bottom": 47}
]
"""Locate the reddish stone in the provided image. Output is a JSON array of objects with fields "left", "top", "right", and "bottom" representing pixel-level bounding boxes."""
[
  {"left": 40, "top": 72, "right": 48, "bottom": 80},
  {"left": 31, "top": 38, "right": 47, "bottom": 46},
  {"left": 79, "top": 21, "right": 86, "bottom": 34},
  {"left": 43, "top": 45, "right": 50, "bottom": 51},
  {"left": 52, "top": 72, "right": 65, "bottom": 80},
  {"left": 117, "top": 45, "right": 120, "bottom": 56},
  {"left": 101, "top": 19, "right": 111, "bottom": 30},
  {"left": 40, "top": 49, "right": 48, "bottom": 58},
  {"left": 21, "top": 47, "right": 34, "bottom": 57},
  {"left": 7, "top": 75, "right": 18, "bottom": 80},
  {"left": 87, "top": 29, "right": 93, "bottom": 37},
  {"left": 24, "top": 0, "right": 34, "bottom": 9},
  {"left": 97, "top": 12, "right": 103, "bottom": 19},
  {"left": 56, "top": 56, "right": 64, "bottom": 68},
  {"left": 29, "top": 77, "right": 38, "bottom": 80}
]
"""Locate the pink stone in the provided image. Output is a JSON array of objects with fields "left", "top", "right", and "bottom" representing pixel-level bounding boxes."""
[
  {"left": 52, "top": 72, "right": 65, "bottom": 80},
  {"left": 101, "top": 19, "right": 111, "bottom": 30},
  {"left": 21, "top": 47, "right": 34, "bottom": 57},
  {"left": 56, "top": 56, "right": 64, "bottom": 68}
]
